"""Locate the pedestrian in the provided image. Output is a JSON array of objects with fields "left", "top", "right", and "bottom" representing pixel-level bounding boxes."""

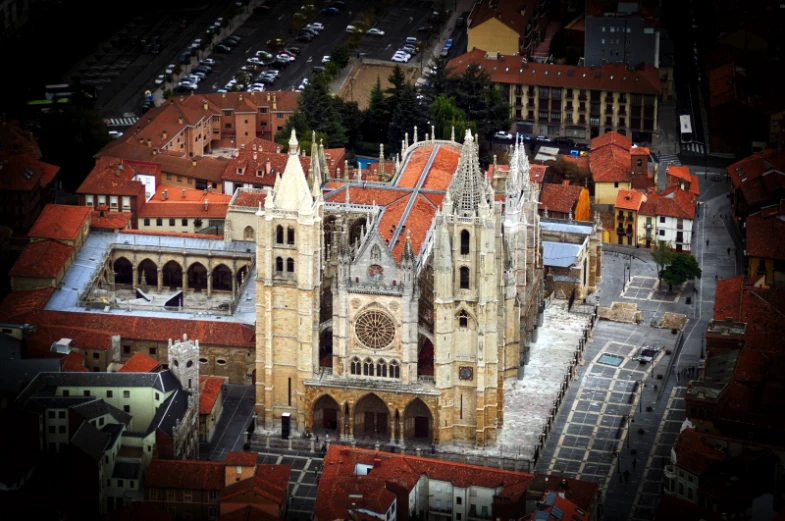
[
  {"left": 632, "top": 457, "right": 637, "bottom": 469},
  {"left": 408, "top": 15, "right": 413, "bottom": 23},
  {"left": 706, "top": 239, "right": 710, "bottom": 247},
  {"left": 325, "top": 432, "right": 329, "bottom": 442},
  {"left": 727, "top": 247, "right": 731, "bottom": 255},
  {"left": 315, "top": 434, "right": 319, "bottom": 444},
  {"left": 676, "top": 371, "right": 679, "bottom": 382},
  {"left": 321, "top": 443, "right": 326, "bottom": 456},
  {"left": 431, "top": 443, "right": 436, "bottom": 455},
  {"left": 623, "top": 469, "right": 630, "bottom": 483},
  {"left": 714, "top": 272, "right": 718, "bottom": 281}
]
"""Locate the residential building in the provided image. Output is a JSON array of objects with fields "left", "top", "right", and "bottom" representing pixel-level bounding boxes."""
[
  {"left": 314, "top": 445, "right": 534, "bottom": 521},
  {"left": 117, "top": 352, "right": 162, "bottom": 373},
  {"left": 744, "top": 204, "right": 785, "bottom": 284},
  {"left": 541, "top": 217, "right": 603, "bottom": 300},
  {"left": 612, "top": 188, "right": 644, "bottom": 245},
  {"left": 539, "top": 182, "right": 591, "bottom": 221},
  {"left": 583, "top": 0, "right": 660, "bottom": 69},
  {"left": 663, "top": 165, "right": 699, "bottom": 195},
  {"left": 591, "top": 133, "right": 633, "bottom": 204},
  {"left": 77, "top": 158, "right": 156, "bottom": 227},
  {"left": 199, "top": 375, "right": 225, "bottom": 442},
  {"left": 137, "top": 185, "right": 232, "bottom": 234},
  {"left": 466, "top": 0, "right": 546, "bottom": 58},
  {"left": 521, "top": 491, "right": 591, "bottom": 521},
  {"left": 447, "top": 51, "right": 661, "bottom": 143},
  {"left": 0, "top": 121, "right": 60, "bottom": 235},
  {"left": 27, "top": 203, "right": 92, "bottom": 249},
  {"left": 638, "top": 187, "right": 696, "bottom": 251},
  {"left": 524, "top": 474, "right": 600, "bottom": 520},
  {"left": 143, "top": 452, "right": 290, "bottom": 521},
  {"left": 727, "top": 149, "right": 785, "bottom": 230}
]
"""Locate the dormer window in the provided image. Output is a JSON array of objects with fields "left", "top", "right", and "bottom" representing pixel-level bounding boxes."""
[
  {"left": 257, "top": 170, "right": 263, "bottom": 177},
  {"left": 237, "top": 168, "right": 243, "bottom": 175}
]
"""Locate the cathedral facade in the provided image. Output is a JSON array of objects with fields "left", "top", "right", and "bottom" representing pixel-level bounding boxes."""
[{"left": 254, "top": 129, "right": 543, "bottom": 447}]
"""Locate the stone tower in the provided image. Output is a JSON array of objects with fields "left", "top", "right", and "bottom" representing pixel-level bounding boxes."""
[
  {"left": 432, "top": 130, "right": 503, "bottom": 446},
  {"left": 255, "top": 130, "right": 323, "bottom": 429},
  {"left": 168, "top": 333, "right": 200, "bottom": 396}
]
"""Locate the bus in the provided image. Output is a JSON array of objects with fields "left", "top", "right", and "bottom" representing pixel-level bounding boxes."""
[
  {"left": 26, "top": 83, "right": 96, "bottom": 106},
  {"left": 679, "top": 114, "right": 693, "bottom": 143}
]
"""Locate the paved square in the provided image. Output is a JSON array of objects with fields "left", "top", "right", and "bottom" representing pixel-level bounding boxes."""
[{"left": 621, "top": 276, "right": 686, "bottom": 303}]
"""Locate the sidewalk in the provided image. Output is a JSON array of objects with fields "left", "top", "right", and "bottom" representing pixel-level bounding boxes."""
[{"left": 651, "top": 100, "right": 679, "bottom": 157}]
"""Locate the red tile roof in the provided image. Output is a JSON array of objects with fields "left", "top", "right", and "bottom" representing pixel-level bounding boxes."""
[
  {"left": 216, "top": 506, "right": 280, "bottom": 521},
  {"left": 561, "top": 155, "right": 590, "bottom": 171},
  {"left": 521, "top": 493, "right": 588, "bottom": 521},
  {"left": 708, "top": 62, "right": 738, "bottom": 109},
  {"left": 745, "top": 212, "right": 785, "bottom": 261},
  {"left": 145, "top": 459, "right": 226, "bottom": 490},
  {"left": 90, "top": 210, "right": 132, "bottom": 230},
  {"left": 0, "top": 153, "right": 60, "bottom": 192},
  {"left": 421, "top": 147, "right": 461, "bottom": 191},
  {"left": 630, "top": 146, "right": 650, "bottom": 156},
  {"left": 118, "top": 352, "right": 160, "bottom": 373},
  {"left": 674, "top": 428, "right": 728, "bottom": 475},
  {"left": 225, "top": 451, "right": 256, "bottom": 468},
  {"left": 654, "top": 494, "right": 724, "bottom": 521},
  {"left": 77, "top": 158, "right": 152, "bottom": 198},
  {"left": 614, "top": 188, "right": 645, "bottom": 211},
  {"left": 9, "top": 239, "right": 74, "bottom": 279},
  {"left": 530, "top": 164, "right": 548, "bottom": 183},
  {"left": 534, "top": 474, "right": 598, "bottom": 512},
  {"left": 0, "top": 288, "right": 54, "bottom": 323},
  {"left": 540, "top": 183, "right": 584, "bottom": 214},
  {"left": 28, "top": 204, "right": 91, "bottom": 242},
  {"left": 638, "top": 187, "right": 695, "bottom": 219},
  {"left": 120, "top": 229, "right": 224, "bottom": 240},
  {"left": 468, "top": 0, "right": 534, "bottom": 36},
  {"left": 104, "top": 502, "right": 174, "bottom": 521},
  {"left": 591, "top": 131, "right": 632, "bottom": 152},
  {"left": 222, "top": 147, "right": 311, "bottom": 187},
  {"left": 199, "top": 375, "right": 224, "bottom": 415},
  {"left": 448, "top": 50, "right": 661, "bottom": 95},
  {"left": 397, "top": 147, "right": 432, "bottom": 188},
  {"left": 219, "top": 464, "right": 290, "bottom": 505},
  {"left": 713, "top": 276, "right": 785, "bottom": 351},
  {"left": 727, "top": 149, "right": 785, "bottom": 207},
  {"left": 316, "top": 446, "right": 532, "bottom": 521},
  {"left": 24, "top": 324, "right": 115, "bottom": 359},
  {"left": 666, "top": 165, "right": 692, "bottom": 182},
  {"left": 139, "top": 185, "right": 232, "bottom": 219},
  {"left": 61, "top": 351, "right": 88, "bottom": 372},
  {"left": 0, "top": 120, "right": 42, "bottom": 158},
  {"left": 232, "top": 190, "right": 268, "bottom": 209},
  {"left": 590, "top": 146, "right": 631, "bottom": 183}
]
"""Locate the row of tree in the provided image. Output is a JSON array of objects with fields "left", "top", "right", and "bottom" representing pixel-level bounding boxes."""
[{"left": 275, "top": 61, "right": 512, "bottom": 162}]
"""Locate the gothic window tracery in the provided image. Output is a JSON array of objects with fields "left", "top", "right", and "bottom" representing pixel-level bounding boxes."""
[{"left": 354, "top": 310, "right": 395, "bottom": 349}]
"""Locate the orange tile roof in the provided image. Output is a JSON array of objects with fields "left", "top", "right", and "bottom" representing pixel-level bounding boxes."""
[
  {"left": 708, "top": 62, "right": 738, "bottom": 109},
  {"left": 138, "top": 185, "right": 232, "bottom": 219},
  {"left": 24, "top": 324, "right": 114, "bottom": 359},
  {"left": 529, "top": 164, "right": 548, "bottom": 183},
  {"left": 591, "top": 131, "right": 632, "bottom": 152},
  {"left": 673, "top": 428, "right": 727, "bottom": 475},
  {"left": 28, "top": 204, "right": 91, "bottom": 242},
  {"left": 0, "top": 120, "right": 42, "bottom": 158},
  {"left": 561, "top": 155, "right": 590, "bottom": 171},
  {"left": 222, "top": 149, "right": 310, "bottom": 187},
  {"left": 745, "top": 212, "right": 785, "bottom": 261},
  {"left": 146, "top": 459, "right": 227, "bottom": 490},
  {"left": 199, "top": 375, "right": 224, "bottom": 414},
  {"left": 421, "top": 147, "right": 461, "bottom": 191},
  {"left": 219, "top": 464, "right": 290, "bottom": 505},
  {"left": 225, "top": 451, "right": 256, "bottom": 468},
  {"left": 638, "top": 187, "right": 695, "bottom": 219},
  {"left": 590, "top": 146, "right": 632, "bottom": 183},
  {"left": 119, "top": 352, "right": 160, "bottom": 373},
  {"left": 689, "top": 175, "right": 700, "bottom": 196},
  {"left": 0, "top": 153, "right": 59, "bottom": 192},
  {"left": 666, "top": 165, "right": 692, "bottom": 182},
  {"left": 77, "top": 157, "right": 151, "bottom": 198},
  {"left": 540, "top": 183, "right": 584, "bottom": 214},
  {"left": 316, "top": 446, "right": 532, "bottom": 521},
  {"left": 447, "top": 50, "right": 661, "bottom": 95},
  {"left": 713, "top": 276, "right": 785, "bottom": 352},
  {"left": 630, "top": 146, "right": 650, "bottom": 156},
  {"left": 324, "top": 186, "right": 410, "bottom": 207},
  {"left": 397, "top": 147, "right": 432, "bottom": 188},
  {"left": 90, "top": 210, "right": 132, "bottom": 230},
  {"left": 9, "top": 239, "right": 74, "bottom": 279},
  {"left": 726, "top": 149, "right": 785, "bottom": 208},
  {"left": 0, "top": 288, "right": 54, "bottom": 323},
  {"left": 614, "top": 189, "right": 645, "bottom": 211},
  {"left": 61, "top": 351, "right": 88, "bottom": 372},
  {"left": 391, "top": 195, "right": 437, "bottom": 260},
  {"left": 232, "top": 190, "right": 268, "bottom": 208}
]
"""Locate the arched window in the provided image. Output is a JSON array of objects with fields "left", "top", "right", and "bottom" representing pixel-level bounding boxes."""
[
  {"left": 286, "top": 258, "right": 295, "bottom": 272},
  {"left": 287, "top": 227, "right": 295, "bottom": 245},
  {"left": 458, "top": 310, "right": 469, "bottom": 328},
  {"left": 275, "top": 257, "right": 283, "bottom": 272},
  {"left": 390, "top": 361, "right": 400, "bottom": 379},
  {"left": 363, "top": 358, "right": 373, "bottom": 376},
  {"left": 244, "top": 226, "right": 254, "bottom": 240},
  {"left": 459, "top": 266, "right": 470, "bottom": 289},
  {"left": 350, "top": 357, "right": 361, "bottom": 375},
  {"left": 377, "top": 361, "right": 383, "bottom": 377},
  {"left": 380, "top": 361, "right": 388, "bottom": 377},
  {"left": 460, "top": 230, "right": 470, "bottom": 255},
  {"left": 276, "top": 225, "right": 284, "bottom": 244}
]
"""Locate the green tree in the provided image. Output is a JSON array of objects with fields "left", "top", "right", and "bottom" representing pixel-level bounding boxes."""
[
  {"left": 334, "top": 97, "right": 363, "bottom": 151},
  {"left": 430, "top": 94, "right": 467, "bottom": 140},
  {"left": 362, "top": 76, "right": 390, "bottom": 144},
  {"left": 548, "top": 157, "right": 592, "bottom": 189},
  {"left": 323, "top": 61, "right": 339, "bottom": 80},
  {"left": 651, "top": 241, "right": 674, "bottom": 289},
  {"left": 332, "top": 44, "right": 350, "bottom": 70},
  {"left": 163, "top": 88, "right": 173, "bottom": 100},
  {"left": 386, "top": 65, "right": 407, "bottom": 106},
  {"left": 452, "top": 63, "right": 512, "bottom": 142},
  {"left": 298, "top": 75, "right": 347, "bottom": 147},
  {"left": 274, "top": 111, "right": 313, "bottom": 152},
  {"left": 660, "top": 252, "right": 702, "bottom": 292},
  {"left": 422, "top": 58, "right": 454, "bottom": 103},
  {"left": 387, "top": 85, "right": 428, "bottom": 151}
]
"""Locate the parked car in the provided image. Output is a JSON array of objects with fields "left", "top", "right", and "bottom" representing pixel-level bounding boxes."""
[
  {"left": 191, "top": 39, "right": 202, "bottom": 49},
  {"left": 254, "top": 5, "right": 270, "bottom": 15},
  {"left": 536, "top": 135, "right": 552, "bottom": 142},
  {"left": 346, "top": 25, "right": 357, "bottom": 32},
  {"left": 392, "top": 52, "right": 410, "bottom": 63},
  {"left": 154, "top": 74, "right": 166, "bottom": 85},
  {"left": 417, "top": 25, "right": 433, "bottom": 32},
  {"left": 402, "top": 44, "right": 418, "bottom": 54},
  {"left": 220, "top": 39, "right": 239, "bottom": 48},
  {"left": 322, "top": 55, "right": 331, "bottom": 63},
  {"left": 267, "top": 38, "right": 284, "bottom": 49},
  {"left": 225, "top": 35, "right": 241, "bottom": 43},
  {"left": 308, "top": 22, "right": 324, "bottom": 30},
  {"left": 517, "top": 132, "right": 532, "bottom": 142},
  {"left": 444, "top": 38, "right": 453, "bottom": 48},
  {"left": 553, "top": 137, "right": 575, "bottom": 146},
  {"left": 215, "top": 44, "right": 232, "bottom": 53},
  {"left": 367, "top": 28, "right": 385, "bottom": 36},
  {"left": 494, "top": 131, "right": 513, "bottom": 140},
  {"left": 439, "top": 48, "right": 449, "bottom": 57},
  {"left": 313, "top": 66, "right": 326, "bottom": 73},
  {"left": 200, "top": 58, "right": 216, "bottom": 66},
  {"left": 296, "top": 33, "right": 314, "bottom": 43},
  {"left": 151, "top": 44, "right": 161, "bottom": 55},
  {"left": 285, "top": 46, "right": 301, "bottom": 55},
  {"left": 165, "top": 64, "right": 175, "bottom": 75},
  {"left": 276, "top": 53, "right": 295, "bottom": 62},
  {"left": 108, "top": 130, "right": 123, "bottom": 139},
  {"left": 279, "top": 50, "right": 297, "bottom": 59},
  {"left": 329, "top": 1, "right": 345, "bottom": 7},
  {"left": 322, "top": 7, "right": 340, "bottom": 15}
]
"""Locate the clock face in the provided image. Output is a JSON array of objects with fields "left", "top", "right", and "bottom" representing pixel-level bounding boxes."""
[
  {"left": 459, "top": 366, "right": 473, "bottom": 380},
  {"left": 368, "top": 264, "right": 384, "bottom": 280}
]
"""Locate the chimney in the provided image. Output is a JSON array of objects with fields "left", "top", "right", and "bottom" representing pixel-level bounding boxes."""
[
  {"left": 147, "top": 117, "right": 152, "bottom": 123},
  {"left": 162, "top": 130, "right": 167, "bottom": 140},
  {"left": 373, "top": 457, "right": 382, "bottom": 468},
  {"left": 147, "top": 138, "right": 152, "bottom": 147},
  {"left": 222, "top": 92, "right": 226, "bottom": 98},
  {"left": 265, "top": 157, "right": 271, "bottom": 174},
  {"left": 203, "top": 102, "right": 208, "bottom": 110},
  {"left": 204, "top": 199, "right": 209, "bottom": 210},
  {"left": 252, "top": 143, "right": 257, "bottom": 151},
  {"left": 178, "top": 116, "right": 183, "bottom": 124},
  {"left": 253, "top": 151, "right": 257, "bottom": 161},
  {"left": 152, "top": 149, "right": 158, "bottom": 155},
  {"left": 241, "top": 143, "right": 246, "bottom": 150},
  {"left": 182, "top": 189, "right": 187, "bottom": 198},
  {"left": 239, "top": 94, "right": 243, "bottom": 101},
  {"left": 162, "top": 190, "right": 168, "bottom": 200},
  {"left": 267, "top": 93, "right": 271, "bottom": 102}
]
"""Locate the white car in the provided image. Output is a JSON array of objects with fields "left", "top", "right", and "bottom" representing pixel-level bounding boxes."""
[
  {"left": 276, "top": 54, "right": 295, "bottom": 62},
  {"left": 322, "top": 55, "right": 331, "bottom": 63},
  {"left": 187, "top": 74, "right": 201, "bottom": 83},
  {"left": 200, "top": 58, "right": 216, "bottom": 66},
  {"left": 178, "top": 80, "right": 197, "bottom": 89},
  {"left": 108, "top": 130, "right": 123, "bottom": 139},
  {"left": 165, "top": 64, "right": 175, "bottom": 75},
  {"left": 392, "top": 53, "right": 410, "bottom": 63},
  {"left": 191, "top": 71, "right": 207, "bottom": 80},
  {"left": 191, "top": 39, "right": 202, "bottom": 49},
  {"left": 346, "top": 25, "right": 358, "bottom": 32},
  {"left": 309, "top": 22, "right": 324, "bottom": 30},
  {"left": 494, "top": 131, "right": 513, "bottom": 140},
  {"left": 248, "top": 57, "right": 263, "bottom": 65},
  {"left": 154, "top": 74, "right": 166, "bottom": 85},
  {"left": 367, "top": 28, "right": 385, "bottom": 36},
  {"left": 225, "top": 80, "right": 237, "bottom": 89}
]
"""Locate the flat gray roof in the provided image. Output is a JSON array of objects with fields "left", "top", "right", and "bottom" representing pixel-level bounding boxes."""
[
  {"left": 540, "top": 221, "right": 594, "bottom": 235},
  {"left": 543, "top": 241, "right": 582, "bottom": 268}
]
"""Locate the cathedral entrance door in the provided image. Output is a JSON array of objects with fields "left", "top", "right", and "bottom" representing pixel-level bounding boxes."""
[
  {"left": 403, "top": 398, "right": 434, "bottom": 443},
  {"left": 312, "top": 395, "right": 340, "bottom": 436},
  {"left": 354, "top": 394, "right": 389, "bottom": 439},
  {"left": 414, "top": 417, "right": 429, "bottom": 438},
  {"left": 323, "top": 408, "right": 337, "bottom": 429}
]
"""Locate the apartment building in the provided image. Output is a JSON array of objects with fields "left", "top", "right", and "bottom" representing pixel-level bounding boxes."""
[
  {"left": 467, "top": 0, "right": 547, "bottom": 58},
  {"left": 448, "top": 50, "right": 661, "bottom": 143},
  {"left": 612, "top": 188, "right": 644, "bottom": 246},
  {"left": 137, "top": 185, "right": 232, "bottom": 234},
  {"left": 77, "top": 158, "right": 156, "bottom": 227},
  {"left": 637, "top": 187, "right": 695, "bottom": 251},
  {"left": 583, "top": 0, "right": 660, "bottom": 69}
]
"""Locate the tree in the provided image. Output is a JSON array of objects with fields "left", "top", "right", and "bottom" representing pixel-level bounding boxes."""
[
  {"left": 548, "top": 157, "right": 592, "bottom": 188},
  {"left": 660, "top": 252, "right": 701, "bottom": 292},
  {"left": 651, "top": 241, "right": 674, "bottom": 289},
  {"left": 274, "top": 111, "right": 315, "bottom": 152},
  {"left": 362, "top": 76, "right": 390, "bottom": 144},
  {"left": 452, "top": 63, "right": 512, "bottom": 143},
  {"left": 332, "top": 44, "right": 350, "bottom": 70},
  {"left": 298, "top": 75, "right": 347, "bottom": 147},
  {"left": 386, "top": 65, "right": 407, "bottom": 106},
  {"left": 421, "top": 58, "right": 454, "bottom": 103},
  {"left": 387, "top": 85, "right": 428, "bottom": 151},
  {"left": 430, "top": 94, "right": 467, "bottom": 140},
  {"left": 549, "top": 29, "right": 566, "bottom": 60},
  {"left": 334, "top": 97, "right": 363, "bottom": 152}
]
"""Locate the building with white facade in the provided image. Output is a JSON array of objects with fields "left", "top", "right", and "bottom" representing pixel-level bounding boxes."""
[{"left": 638, "top": 186, "right": 696, "bottom": 252}]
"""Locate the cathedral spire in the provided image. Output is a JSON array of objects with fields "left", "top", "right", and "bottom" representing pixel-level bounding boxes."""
[
  {"left": 273, "top": 130, "right": 313, "bottom": 211},
  {"left": 447, "top": 129, "right": 490, "bottom": 215}
]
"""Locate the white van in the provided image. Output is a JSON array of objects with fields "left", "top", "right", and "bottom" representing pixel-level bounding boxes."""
[{"left": 405, "top": 36, "right": 418, "bottom": 45}]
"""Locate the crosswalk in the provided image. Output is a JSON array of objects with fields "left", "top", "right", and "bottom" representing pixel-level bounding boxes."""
[
  {"left": 681, "top": 141, "right": 706, "bottom": 154},
  {"left": 105, "top": 117, "right": 139, "bottom": 128}
]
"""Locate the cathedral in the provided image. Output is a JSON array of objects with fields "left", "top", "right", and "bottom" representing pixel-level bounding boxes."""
[{"left": 254, "top": 128, "right": 543, "bottom": 447}]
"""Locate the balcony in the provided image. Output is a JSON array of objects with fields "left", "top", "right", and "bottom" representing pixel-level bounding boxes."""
[
  {"left": 468, "top": 507, "right": 491, "bottom": 521},
  {"left": 664, "top": 465, "right": 676, "bottom": 479},
  {"left": 626, "top": 215, "right": 634, "bottom": 222}
]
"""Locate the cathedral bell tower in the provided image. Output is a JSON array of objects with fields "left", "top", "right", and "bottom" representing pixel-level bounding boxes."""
[
  {"left": 432, "top": 130, "right": 501, "bottom": 446},
  {"left": 255, "top": 130, "right": 323, "bottom": 431}
]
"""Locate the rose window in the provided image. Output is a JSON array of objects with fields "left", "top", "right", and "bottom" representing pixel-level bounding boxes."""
[{"left": 355, "top": 310, "right": 395, "bottom": 349}]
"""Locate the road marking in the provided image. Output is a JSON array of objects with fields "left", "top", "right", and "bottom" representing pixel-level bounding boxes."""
[{"left": 245, "top": 46, "right": 252, "bottom": 53}]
